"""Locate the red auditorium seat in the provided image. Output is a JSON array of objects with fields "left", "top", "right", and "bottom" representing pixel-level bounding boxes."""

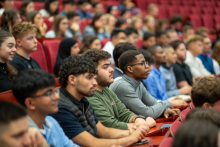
[
  {"left": 202, "top": 15, "right": 215, "bottom": 31},
  {"left": 101, "top": 38, "right": 110, "bottom": 49},
  {"left": 217, "top": 2, "right": 220, "bottom": 7},
  {"left": 205, "top": 1, "right": 216, "bottom": 7},
  {"left": 132, "top": 0, "right": 147, "bottom": 11},
  {"left": 136, "top": 39, "right": 143, "bottom": 49},
  {"left": 202, "top": 8, "right": 214, "bottom": 15},
  {"left": 13, "top": 1, "right": 22, "bottom": 10},
  {"left": 34, "top": 2, "right": 44, "bottom": 11},
  {"left": 80, "top": 19, "right": 92, "bottom": 33},
  {"left": 209, "top": 34, "right": 216, "bottom": 42},
  {"left": 44, "top": 40, "right": 61, "bottom": 74},
  {"left": 180, "top": 108, "right": 191, "bottom": 122},
  {"left": 170, "top": 121, "right": 182, "bottom": 137},
  {"left": 189, "top": 102, "right": 195, "bottom": 109},
  {"left": 157, "top": 5, "right": 168, "bottom": 19},
  {"left": 159, "top": 137, "right": 173, "bottom": 147},
  {"left": 170, "top": 0, "right": 181, "bottom": 6},
  {"left": 214, "top": 16, "right": 220, "bottom": 29},
  {"left": 30, "top": 42, "right": 48, "bottom": 71},
  {"left": 167, "top": 7, "right": 179, "bottom": 18},
  {"left": 43, "top": 17, "right": 54, "bottom": 32},
  {"left": 214, "top": 8, "right": 220, "bottom": 15},
  {"left": 193, "top": 1, "right": 204, "bottom": 7},
  {"left": 0, "top": 90, "right": 18, "bottom": 104},
  {"left": 189, "top": 15, "right": 202, "bottom": 30},
  {"left": 158, "top": 0, "right": 169, "bottom": 6},
  {"left": 179, "top": 7, "right": 190, "bottom": 16},
  {"left": 190, "top": 7, "right": 202, "bottom": 15},
  {"left": 182, "top": 1, "right": 193, "bottom": 7}
]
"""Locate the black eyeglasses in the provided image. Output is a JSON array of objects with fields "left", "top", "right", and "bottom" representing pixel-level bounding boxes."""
[
  {"left": 129, "top": 61, "right": 149, "bottom": 68},
  {"left": 31, "top": 88, "right": 59, "bottom": 100}
]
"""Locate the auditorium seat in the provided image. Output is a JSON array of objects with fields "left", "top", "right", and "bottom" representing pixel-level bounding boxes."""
[
  {"left": 158, "top": 0, "right": 169, "bottom": 5},
  {"left": 132, "top": 0, "right": 147, "bottom": 11},
  {"left": 189, "top": 102, "right": 195, "bottom": 109},
  {"left": 170, "top": 0, "right": 181, "bottom": 6},
  {"left": 214, "top": 16, "right": 220, "bottom": 29},
  {"left": 179, "top": 7, "right": 190, "bottom": 16},
  {"left": 202, "top": 15, "right": 215, "bottom": 32},
  {"left": 193, "top": 1, "right": 204, "bottom": 7},
  {"left": 190, "top": 7, "right": 202, "bottom": 15},
  {"left": 13, "top": 1, "right": 22, "bottom": 10},
  {"left": 44, "top": 40, "right": 61, "bottom": 74},
  {"left": 159, "top": 137, "right": 173, "bottom": 147},
  {"left": 157, "top": 5, "right": 168, "bottom": 19},
  {"left": 34, "top": 2, "right": 44, "bottom": 11},
  {"left": 80, "top": 19, "right": 90, "bottom": 33},
  {"left": 180, "top": 108, "right": 191, "bottom": 122},
  {"left": 30, "top": 42, "right": 49, "bottom": 71},
  {"left": 43, "top": 17, "right": 54, "bottom": 32},
  {"left": 0, "top": 90, "right": 18, "bottom": 104},
  {"left": 202, "top": 8, "right": 214, "bottom": 15},
  {"left": 214, "top": 8, "right": 220, "bottom": 15},
  {"left": 189, "top": 15, "right": 202, "bottom": 30},
  {"left": 136, "top": 39, "right": 143, "bottom": 49},
  {"left": 182, "top": 1, "right": 193, "bottom": 7},
  {"left": 167, "top": 7, "right": 179, "bottom": 18},
  {"left": 205, "top": 1, "right": 216, "bottom": 7},
  {"left": 101, "top": 38, "right": 110, "bottom": 49},
  {"left": 170, "top": 121, "right": 182, "bottom": 137}
]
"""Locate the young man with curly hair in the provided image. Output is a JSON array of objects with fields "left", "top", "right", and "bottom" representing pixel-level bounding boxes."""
[
  {"left": 51, "top": 55, "right": 149, "bottom": 147},
  {"left": 10, "top": 22, "right": 41, "bottom": 71}
]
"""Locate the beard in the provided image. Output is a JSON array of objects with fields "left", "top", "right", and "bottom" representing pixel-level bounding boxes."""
[{"left": 96, "top": 74, "right": 113, "bottom": 87}]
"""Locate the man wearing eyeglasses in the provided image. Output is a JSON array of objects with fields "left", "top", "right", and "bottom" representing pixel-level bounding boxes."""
[
  {"left": 12, "top": 69, "right": 80, "bottom": 147},
  {"left": 110, "top": 50, "right": 184, "bottom": 119},
  {"left": 197, "top": 36, "right": 220, "bottom": 75}
]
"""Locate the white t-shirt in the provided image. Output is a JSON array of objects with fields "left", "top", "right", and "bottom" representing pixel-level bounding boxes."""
[
  {"left": 102, "top": 41, "right": 115, "bottom": 69},
  {"left": 39, "top": 9, "right": 50, "bottom": 17}
]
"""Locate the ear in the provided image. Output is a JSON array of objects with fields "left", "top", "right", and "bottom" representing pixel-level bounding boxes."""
[
  {"left": 15, "top": 39, "right": 22, "bottom": 47},
  {"left": 127, "top": 66, "right": 134, "bottom": 74},
  {"left": 202, "top": 102, "right": 212, "bottom": 109},
  {"left": 25, "top": 98, "right": 36, "bottom": 111},
  {"left": 68, "top": 75, "right": 77, "bottom": 86},
  {"left": 152, "top": 54, "right": 156, "bottom": 61}
]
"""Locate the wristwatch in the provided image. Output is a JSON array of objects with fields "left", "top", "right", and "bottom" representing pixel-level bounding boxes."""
[{"left": 134, "top": 115, "right": 146, "bottom": 121}]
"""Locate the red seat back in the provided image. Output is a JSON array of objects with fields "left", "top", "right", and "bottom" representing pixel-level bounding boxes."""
[
  {"left": 170, "top": 121, "right": 182, "bottom": 137},
  {"left": 13, "top": 1, "right": 22, "bottom": 10},
  {"left": 189, "top": 15, "right": 202, "bottom": 30},
  {"left": 202, "top": 8, "right": 214, "bottom": 15},
  {"left": 205, "top": 1, "right": 215, "bottom": 7},
  {"left": 80, "top": 19, "right": 89, "bottom": 33},
  {"left": 193, "top": 1, "right": 204, "bottom": 7},
  {"left": 190, "top": 7, "right": 202, "bottom": 15},
  {"left": 0, "top": 90, "right": 18, "bottom": 104},
  {"left": 182, "top": 1, "right": 193, "bottom": 7},
  {"left": 43, "top": 17, "right": 54, "bottom": 32},
  {"left": 44, "top": 40, "right": 61, "bottom": 74},
  {"left": 180, "top": 108, "right": 191, "bottom": 122},
  {"left": 34, "top": 2, "right": 44, "bottom": 11},
  {"left": 30, "top": 42, "right": 48, "bottom": 71},
  {"left": 136, "top": 39, "right": 143, "bottom": 49},
  {"left": 101, "top": 38, "right": 110, "bottom": 49},
  {"left": 167, "top": 7, "right": 179, "bottom": 18},
  {"left": 214, "top": 8, "right": 220, "bottom": 15},
  {"left": 202, "top": 15, "right": 214, "bottom": 31},
  {"left": 159, "top": 137, "right": 173, "bottom": 147},
  {"left": 179, "top": 7, "right": 190, "bottom": 16},
  {"left": 158, "top": 5, "right": 168, "bottom": 19},
  {"left": 214, "top": 16, "right": 220, "bottom": 29}
]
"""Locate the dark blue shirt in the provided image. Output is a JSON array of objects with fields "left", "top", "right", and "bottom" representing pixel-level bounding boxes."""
[
  {"left": 142, "top": 65, "right": 169, "bottom": 101},
  {"left": 51, "top": 105, "right": 98, "bottom": 139},
  {"left": 113, "top": 68, "right": 123, "bottom": 79},
  {"left": 197, "top": 54, "right": 216, "bottom": 74},
  {"left": 76, "top": 9, "right": 92, "bottom": 19}
]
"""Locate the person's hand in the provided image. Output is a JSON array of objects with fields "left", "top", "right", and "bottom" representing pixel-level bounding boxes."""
[
  {"left": 28, "top": 128, "right": 50, "bottom": 147},
  {"left": 168, "top": 100, "right": 187, "bottom": 108},
  {"left": 129, "top": 125, "right": 149, "bottom": 141},
  {"left": 70, "top": 23, "right": 79, "bottom": 31},
  {"left": 145, "top": 117, "right": 156, "bottom": 128},
  {"left": 163, "top": 109, "right": 181, "bottom": 118},
  {"left": 38, "top": 23, "right": 47, "bottom": 36},
  {"left": 48, "top": 16, "right": 54, "bottom": 22},
  {"left": 179, "top": 85, "right": 192, "bottom": 94}
]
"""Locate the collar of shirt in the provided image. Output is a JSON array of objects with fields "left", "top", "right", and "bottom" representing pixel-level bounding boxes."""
[
  {"left": 151, "top": 64, "right": 163, "bottom": 76},
  {"left": 187, "top": 51, "right": 197, "bottom": 62},
  {"left": 122, "top": 74, "right": 140, "bottom": 90},
  {"left": 161, "top": 64, "right": 173, "bottom": 71}
]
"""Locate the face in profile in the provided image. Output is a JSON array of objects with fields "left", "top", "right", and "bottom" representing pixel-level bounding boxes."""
[
  {"left": 128, "top": 33, "right": 138, "bottom": 45},
  {"left": 90, "top": 39, "right": 101, "bottom": 50},
  {"left": 175, "top": 43, "right": 187, "bottom": 61},
  {"left": 143, "top": 36, "right": 156, "bottom": 48},
  {"left": 25, "top": 2, "right": 34, "bottom": 14},
  {"left": 71, "top": 43, "right": 80, "bottom": 55},
  {"left": 59, "top": 18, "right": 69, "bottom": 34},
  {"left": 19, "top": 32, "right": 38, "bottom": 53},
  {"left": 153, "top": 46, "right": 166, "bottom": 64}
]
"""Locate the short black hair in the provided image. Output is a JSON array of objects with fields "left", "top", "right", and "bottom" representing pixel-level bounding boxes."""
[
  {"left": 169, "top": 14, "right": 183, "bottom": 25},
  {"left": 119, "top": 50, "right": 142, "bottom": 73},
  {"left": 63, "top": 0, "right": 75, "bottom": 5},
  {"left": 59, "top": 55, "right": 96, "bottom": 87},
  {"left": 12, "top": 69, "right": 55, "bottom": 107},
  {"left": 125, "top": 26, "right": 138, "bottom": 36},
  {"left": 83, "top": 49, "right": 111, "bottom": 67},
  {"left": 169, "top": 40, "right": 184, "bottom": 51},
  {"left": 111, "top": 28, "right": 126, "bottom": 39},
  {"left": 77, "top": 0, "right": 88, "bottom": 5},
  {"left": 141, "top": 50, "right": 154, "bottom": 64},
  {"left": 0, "top": 101, "right": 27, "bottom": 126},
  {"left": 148, "top": 45, "right": 161, "bottom": 55},
  {"left": 143, "top": 32, "right": 155, "bottom": 41},
  {"left": 92, "top": 2, "right": 100, "bottom": 8},
  {"left": 113, "top": 42, "right": 138, "bottom": 67},
  {"left": 66, "top": 11, "right": 79, "bottom": 20},
  {"left": 155, "top": 30, "right": 166, "bottom": 38}
]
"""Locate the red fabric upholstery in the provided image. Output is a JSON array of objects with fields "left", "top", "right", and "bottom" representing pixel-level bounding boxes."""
[
  {"left": 170, "top": 0, "right": 181, "bottom": 6},
  {"left": 44, "top": 40, "right": 61, "bottom": 74},
  {"left": 13, "top": 1, "right": 22, "bottom": 10},
  {"left": 214, "top": 8, "right": 220, "bottom": 15},
  {"left": 193, "top": 1, "right": 205, "bottom": 7},
  {"left": 136, "top": 39, "right": 143, "bottom": 49},
  {"left": 0, "top": 90, "right": 18, "bottom": 104},
  {"left": 190, "top": 7, "right": 202, "bottom": 15},
  {"left": 157, "top": 5, "right": 168, "bottom": 19},
  {"left": 101, "top": 38, "right": 110, "bottom": 49},
  {"left": 167, "top": 7, "right": 179, "bottom": 18},
  {"left": 43, "top": 17, "right": 54, "bottom": 32},
  {"left": 132, "top": 0, "right": 148, "bottom": 11},
  {"left": 182, "top": 1, "right": 193, "bottom": 7},
  {"left": 180, "top": 108, "right": 191, "bottom": 122},
  {"left": 189, "top": 15, "right": 202, "bottom": 30},
  {"left": 80, "top": 19, "right": 89, "bottom": 33},
  {"left": 202, "top": 15, "right": 215, "bottom": 31},
  {"left": 30, "top": 42, "right": 48, "bottom": 71},
  {"left": 202, "top": 8, "right": 214, "bottom": 15},
  {"left": 170, "top": 121, "right": 182, "bottom": 137},
  {"left": 179, "top": 7, "right": 190, "bottom": 16},
  {"left": 214, "top": 16, "right": 220, "bottom": 29},
  {"left": 34, "top": 2, "right": 44, "bottom": 11},
  {"left": 159, "top": 137, "right": 173, "bottom": 147},
  {"left": 189, "top": 102, "right": 195, "bottom": 109},
  {"left": 205, "top": 1, "right": 215, "bottom": 7}
]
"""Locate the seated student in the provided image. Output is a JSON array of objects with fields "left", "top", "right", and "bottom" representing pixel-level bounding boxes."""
[
  {"left": 212, "top": 29, "right": 220, "bottom": 49},
  {"left": 0, "top": 101, "right": 51, "bottom": 147},
  {"left": 170, "top": 40, "right": 194, "bottom": 88},
  {"left": 60, "top": 0, "right": 75, "bottom": 16},
  {"left": 212, "top": 41, "right": 220, "bottom": 71},
  {"left": 173, "top": 120, "right": 220, "bottom": 147},
  {"left": 105, "top": 14, "right": 116, "bottom": 35},
  {"left": 10, "top": 22, "right": 41, "bottom": 72},
  {"left": 80, "top": 34, "right": 101, "bottom": 54},
  {"left": 107, "top": 5, "right": 118, "bottom": 17},
  {"left": 110, "top": 50, "right": 185, "bottom": 119},
  {"left": 147, "top": 4, "right": 158, "bottom": 20},
  {"left": 168, "top": 15, "right": 183, "bottom": 35},
  {"left": 66, "top": 11, "right": 82, "bottom": 40},
  {"left": 102, "top": 28, "right": 127, "bottom": 68},
  {"left": 140, "top": 50, "right": 154, "bottom": 72},
  {"left": 142, "top": 15, "right": 155, "bottom": 34},
  {"left": 113, "top": 42, "right": 138, "bottom": 79},
  {"left": 166, "top": 29, "right": 178, "bottom": 43},
  {"left": 83, "top": 12, "right": 110, "bottom": 40},
  {"left": 26, "top": 11, "right": 47, "bottom": 38},
  {"left": 0, "top": 8, "right": 22, "bottom": 33},
  {"left": 115, "top": 17, "right": 128, "bottom": 30},
  {"left": 184, "top": 35, "right": 212, "bottom": 80},
  {"left": 92, "top": 2, "right": 103, "bottom": 14},
  {"left": 142, "top": 32, "right": 156, "bottom": 50},
  {"left": 191, "top": 77, "right": 220, "bottom": 111},
  {"left": 155, "top": 30, "right": 168, "bottom": 46},
  {"left": 142, "top": 45, "right": 169, "bottom": 100},
  {"left": 0, "top": 31, "right": 17, "bottom": 93},
  {"left": 54, "top": 38, "right": 80, "bottom": 77},
  {"left": 45, "top": 15, "right": 72, "bottom": 38},
  {"left": 118, "top": 0, "right": 135, "bottom": 11},
  {"left": 39, "top": 0, "right": 59, "bottom": 18},
  {"left": 83, "top": 49, "right": 156, "bottom": 130},
  {"left": 155, "top": 19, "right": 167, "bottom": 32},
  {"left": 0, "top": 0, "right": 14, "bottom": 16},
  {"left": 20, "top": 0, "right": 35, "bottom": 18},
  {"left": 160, "top": 45, "right": 191, "bottom": 97},
  {"left": 51, "top": 55, "right": 149, "bottom": 147},
  {"left": 12, "top": 69, "right": 79, "bottom": 147},
  {"left": 125, "top": 26, "right": 139, "bottom": 46},
  {"left": 76, "top": 0, "right": 92, "bottom": 19},
  {"left": 182, "top": 25, "right": 194, "bottom": 44},
  {"left": 130, "top": 16, "right": 143, "bottom": 38},
  {"left": 198, "top": 36, "right": 220, "bottom": 75},
  {"left": 195, "top": 27, "right": 209, "bottom": 37}
]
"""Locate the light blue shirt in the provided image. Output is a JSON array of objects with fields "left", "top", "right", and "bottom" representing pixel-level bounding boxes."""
[
  {"left": 28, "top": 116, "right": 79, "bottom": 147},
  {"left": 159, "top": 65, "right": 180, "bottom": 97},
  {"left": 76, "top": 9, "right": 92, "bottom": 19},
  {"left": 45, "top": 30, "right": 73, "bottom": 38},
  {"left": 142, "top": 65, "right": 169, "bottom": 101},
  {"left": 83, "top": 26, "right": 110, "bottom": 40}
]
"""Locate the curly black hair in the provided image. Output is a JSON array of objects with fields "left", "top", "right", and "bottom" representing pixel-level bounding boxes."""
[
  {"left": 58, "top": 55, "right": 96, "bottom": 87},
  {"left": 82, "top": 49, "right": 111, "bottom": 67}
]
